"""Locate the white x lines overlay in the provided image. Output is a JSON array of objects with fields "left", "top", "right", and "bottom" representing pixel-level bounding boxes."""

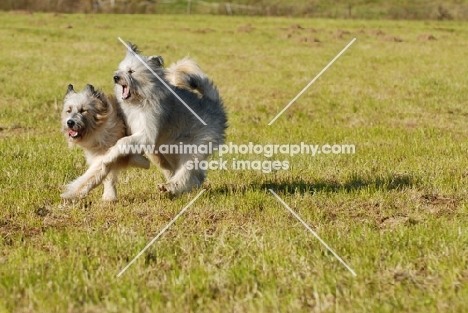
[
  {"left": 269, "top": 189, "right": 357, "bottom": 276},
  {"left": 117, "top": 189, "right": 206, "bottom": 277},
  {"left": 118, "top": 37, "right": 207, "bottom": 125},
  {"left": 268, "top": 38, "right": 356, "bottom": 125},
  {"left": 115, "top": 37, "right": 357, "bottom": 278}
]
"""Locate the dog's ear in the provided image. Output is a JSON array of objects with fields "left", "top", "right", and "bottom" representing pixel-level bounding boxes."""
[
  {"left": 93, "top": 90, "right": 107, "bottom": 104},
  {"left": 148, "top": 55, "right": 164, "bottom": 68},
  {"left": 85, "top": 84, "right": 106, "bottom": 101},
  {"left": 126, "top": 42, "right": 140, "bottom": 56},
  {"left": 66, "top": 84, "right": 76, "bottom": 96},
  {"left": 85, "top": 84, "right": 95, "bottom": 96}
]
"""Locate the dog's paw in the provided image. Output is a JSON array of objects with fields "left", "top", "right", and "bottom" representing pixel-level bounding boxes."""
[
  {"left": 157, "top": 183, "right": 178, "bottom": 199},
  {"left": 157, "top": 182, "right": 179, "bottom": 194},
  {"left": 101, "top": 194, "right": 117, "bottom": 202},
  {"left": 59, "top": 198, "right": 73, "bottom": 208},
  {"left": 61, "top": 191, "right": 81, "bottom": 200},
  {"left": 102, "top": 185, "right": 117, "bottom": 202},
  {"left": 61, "top": 183, "right": 88, "bottom": 200},
  {"left": 60, "top": 192, "right": 71, "bottom": 199},
  {"left": 60, "top": 185, "right": 78, "bottom": 199},
  {"left": 157, "top": 183, "right": 168, "bottom": 192}
]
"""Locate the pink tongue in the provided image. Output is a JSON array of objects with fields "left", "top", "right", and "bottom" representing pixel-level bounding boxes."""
[
  {"left": 69, "top": 130, "right": 78, "bottom": 137},
  {"left": 122, "top": 86, "right": 129, "bottom": 99}
]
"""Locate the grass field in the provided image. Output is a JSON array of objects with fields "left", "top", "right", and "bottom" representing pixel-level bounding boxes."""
[{"left": 1, "top": 12, "right": 468, "bottom": 312}]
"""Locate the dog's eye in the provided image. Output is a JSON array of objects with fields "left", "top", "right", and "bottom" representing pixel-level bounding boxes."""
[
  {"left": 66, "top": 109, "right": 71, "bottom": 113},
  {"left": 128, "top": 69, "right": 134, "bottom": 74},
  {"left": 79, "top": 109, "right": 87, "bottom": 114}
]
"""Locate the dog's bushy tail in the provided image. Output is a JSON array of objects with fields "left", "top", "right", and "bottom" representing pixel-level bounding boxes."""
[{"left": 166, "top": 57, "right": 220, "bottom": 102}]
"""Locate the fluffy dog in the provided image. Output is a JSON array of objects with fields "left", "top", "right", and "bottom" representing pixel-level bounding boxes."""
[
  {"left": 61, "top": 84, "right": 150, "bottom": 201},
  {"left": 100, "top": 44, "right": 227, "bottom": 195}
]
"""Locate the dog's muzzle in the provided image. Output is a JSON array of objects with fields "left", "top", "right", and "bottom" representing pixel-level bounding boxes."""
[
  {"left": 113, "top": 75, "right": 131, "bottom": 100},
  {"left": 66, "top": 119, "right": 83, "bottom": 140},
  {"left": 67, "top": 119, "right": 75, "bottom": 128}
]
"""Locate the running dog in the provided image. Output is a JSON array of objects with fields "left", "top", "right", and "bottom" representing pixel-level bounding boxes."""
[
  {"left": 61, "top": 84, "right": 150, "bottom": 201},
  {"left": 102, "top": 44, "right": 227, "bottom": 195}
]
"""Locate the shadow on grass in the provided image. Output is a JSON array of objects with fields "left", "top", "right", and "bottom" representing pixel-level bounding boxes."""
[{"left": 211, "top": 172, "right": 418, "bottom": 195}]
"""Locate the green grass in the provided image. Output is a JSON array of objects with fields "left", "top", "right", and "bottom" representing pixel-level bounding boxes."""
[{"left": 1, "top": 12, "right": 468, "bottom": 312}]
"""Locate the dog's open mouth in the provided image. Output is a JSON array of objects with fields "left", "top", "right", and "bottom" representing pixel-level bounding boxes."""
[
  {"left": 68, "top": 129, "right": 82, "bottom": 140},
  {"left": 122, "top": 85, "right": 131, "bottom": 100}
]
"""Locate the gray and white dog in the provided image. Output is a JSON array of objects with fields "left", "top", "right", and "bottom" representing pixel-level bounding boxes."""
[
  {"left": 98, "top": 44, "right": 227, "bottom": 195},
  {"left": 68, "top": 44, "right": 227, "bottom": 195}
]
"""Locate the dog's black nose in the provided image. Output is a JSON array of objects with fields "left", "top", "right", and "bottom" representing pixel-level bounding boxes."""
[
  {"left": 113, "top": 76, "right": 119, "bottom": 83},
  {"left": 67, "top": 119, "right": 75, "bottom": 128}
]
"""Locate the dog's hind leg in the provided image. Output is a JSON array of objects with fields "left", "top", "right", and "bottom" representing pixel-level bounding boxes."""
[
  {"left": 147, "top": 153, "right": 175, "bottom": 180},
  {"left": 157, "top": 156, "right": 204, "bottom": 195}
]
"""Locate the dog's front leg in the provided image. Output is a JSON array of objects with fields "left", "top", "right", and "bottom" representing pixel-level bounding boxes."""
[
  {"left": 63, "top": 134, "right": 151, "bottom": 200},
  {"left": 61, "top": 159, "right": 107, "bottom": 199},
  {"left": 102, "top": 167, "right": 119, "bottom": 201},
  {"left": 102, "top": 133, "right": 148, "bottom": 168}
]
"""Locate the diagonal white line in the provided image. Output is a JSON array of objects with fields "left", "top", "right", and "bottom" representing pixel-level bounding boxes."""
[
  {"left": 268, "top": 38, "right": 356, "bottom": 126},
  {"left": 118, "top": 37, "right": 207, "bottom": 126},
  {"left": 117, "top": 189, "right": 206, "bottom": 277},
  {"left": 269, "top": 189, "right": 357, "bottom": 276}
]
